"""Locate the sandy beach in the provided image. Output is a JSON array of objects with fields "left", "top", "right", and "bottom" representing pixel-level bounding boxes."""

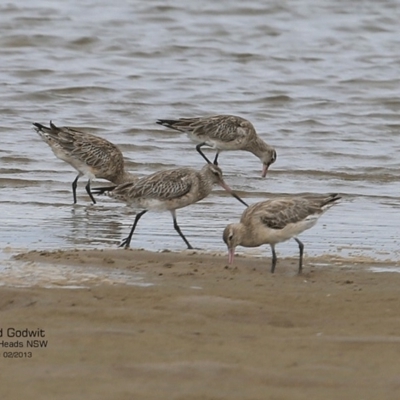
[
  {"left": 1, "top": 249, "right": 400, "bottom": 399},
  {"left": 2, "top": 0, "right": 400, "bottom": 398}
]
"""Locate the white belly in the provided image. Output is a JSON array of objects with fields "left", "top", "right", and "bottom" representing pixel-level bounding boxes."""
[
  {"left": 53, "top": 148, "right": 96, "bottom": 180},
  {"left": 133, "top": 195, "right": 194, "bottom": 212},
  {"left": 187, "top": 133, "right": 242, "bottom": 151},
  {"left": 269, "top": 217, "right": 318, "bottom": 244},
  {"left": 243, "top": 215, "right": 319, "bottom": 247}
]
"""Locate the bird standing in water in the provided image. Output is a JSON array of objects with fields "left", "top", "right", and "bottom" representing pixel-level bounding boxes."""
[
  {"left": 157, "top": 115, "right": 277, "bottom": 177},
  {"left": 93, "top": 163, "right": 248, "bottom": 249},
  {"left": 33, "top": 121, "right": 137, "bottom": 204}
]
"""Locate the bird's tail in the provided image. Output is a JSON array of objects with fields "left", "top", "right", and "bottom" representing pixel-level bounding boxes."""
[
  {"left": 156, "top": 119, "right": 181, "bottom": 130},
  {"left": 33, "top": 122, "right": 51, "bottom": 133},
  {"left": 321, "top": 193, "right": 341, "bottom": 210},
  {"left": 33, "top": 121, "right": 60, "bottom": 135},
  {"left": 91, "top": 185, "right": 117, "bottom": 196}
]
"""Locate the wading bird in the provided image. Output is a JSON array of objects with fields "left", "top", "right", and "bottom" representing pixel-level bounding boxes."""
[
  {"left": 93, "top": 163, "right": 248, "bottom": 249},
  {"left": 33, "top": 121, "right": 137, "bottom": 204},
  {"left": 223, "top": 194, "right": 341, "bottom": 273},
  {"left": 157, "top": 115, "right": 276, "bottom": 177}
]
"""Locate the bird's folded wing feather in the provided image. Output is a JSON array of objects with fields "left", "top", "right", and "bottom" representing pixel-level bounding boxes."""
[
  {"left": 257, "top": 198, "right": 322, "bottom": 230},
  {"left": 167, "top": 116, "right": 253, "bottom": 143},
  {"left": 54, "top": 128, "right": 119, "bottom": 168},
  {"left": 119, "top": 169, "right": 193, "bottom": 200},
  {"left": 191, "top": 116, "right": 253, "bottom": 142}
]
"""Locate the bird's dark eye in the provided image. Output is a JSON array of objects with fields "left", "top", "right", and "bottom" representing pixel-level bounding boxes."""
[
  {"left": 273, "top": 151, "right": 277, "bottom": 162},
  {"left": 229, "top": 234, "right": 233, "bottom": 240}
]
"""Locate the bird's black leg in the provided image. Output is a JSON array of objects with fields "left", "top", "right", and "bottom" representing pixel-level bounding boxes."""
[
  {"left": 171, "top": 210, "right": 193, "bottom": 249},
  {"left": 213, "top": 151, "right": 220, "bottom": 166},
  {"left": 294, "top": 238, "right": 304, "bottom": 274},
  {"left": 119, "top": 210, "right": 148, "bottom": 248},
  {"left": 195, "top": 143, "right": 212, "bottom": 164},
  {"left": 270, "top": 244, "right": 277, "bottom": 273},
  {"left": 85, "top": 180, "right": 97, "bottom": 205},
  {"left": 72, "top": 175, "right": 80, "bottom": 204}
]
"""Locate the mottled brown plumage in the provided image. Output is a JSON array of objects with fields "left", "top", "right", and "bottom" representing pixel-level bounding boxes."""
[
  {"left": 157, "top": 115, "right": 276, "bottom": 177},
  {"left": 93, "top": 164, "right": 248, "bottom": 249},
  {"left": 223, "top": 194, "right": 341, "bottom": 273},
  {"left": 33, "top": 121, "right": 137, "bottom": 204}
]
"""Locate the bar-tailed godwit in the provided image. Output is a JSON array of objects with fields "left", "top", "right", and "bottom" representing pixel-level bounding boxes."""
[
  {"left": 93, "top": 163, "right": 248, "bottom": 249},
  {"left": 223, "top": 194, "right": 341, "bottom": 273},
  {"left": 33, "top": 121, "right": 137, "bottom": 204},
  {"left": 156, "top": 115, "right": 277, "bottom": 177}
]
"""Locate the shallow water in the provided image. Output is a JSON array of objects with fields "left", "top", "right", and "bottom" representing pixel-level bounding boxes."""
[
  {"left": 1, "top": 0, "right": 400, "bottom": 277},
  {"left": 0, "top": 257, "right": 154, "bottom": 289}
]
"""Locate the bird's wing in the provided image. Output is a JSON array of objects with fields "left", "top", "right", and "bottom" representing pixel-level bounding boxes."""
[
  {"left": 34, "top": 122, "right": 124, "bottom": 173},
  {"left": 121, "top": 168, "right": 194, "bottom": 201},
  {"left": 253, "top": 198, "right": 322, "bottom": 230},
  {"left": 54, "top": 127, "right": 121, "bottom": 169},
  {"left": 159, "top": 115, "right": 255, "bottom": 143}
]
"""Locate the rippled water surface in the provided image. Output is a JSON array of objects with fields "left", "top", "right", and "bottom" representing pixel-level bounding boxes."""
[{"left": 1, "top": 0, "right": 400, "bottom": 271}]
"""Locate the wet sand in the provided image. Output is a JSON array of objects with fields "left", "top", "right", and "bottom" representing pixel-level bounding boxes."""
[{"left": 2, "top": 249, "right": 400, "bottom": 399}]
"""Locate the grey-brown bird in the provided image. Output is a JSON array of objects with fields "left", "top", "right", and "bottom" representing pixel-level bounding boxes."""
[
  {"left": 93, "top": 163, "right": 248, "bottom": 249},
  {"left": 33, "top": 121, "right": 137, "bottom": 204},
  {"left": 223, "top": 194, "right": 341, "bottom": 273},
  {"left": 157, "top": 115, "right": 276, "bottom": 177}
]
